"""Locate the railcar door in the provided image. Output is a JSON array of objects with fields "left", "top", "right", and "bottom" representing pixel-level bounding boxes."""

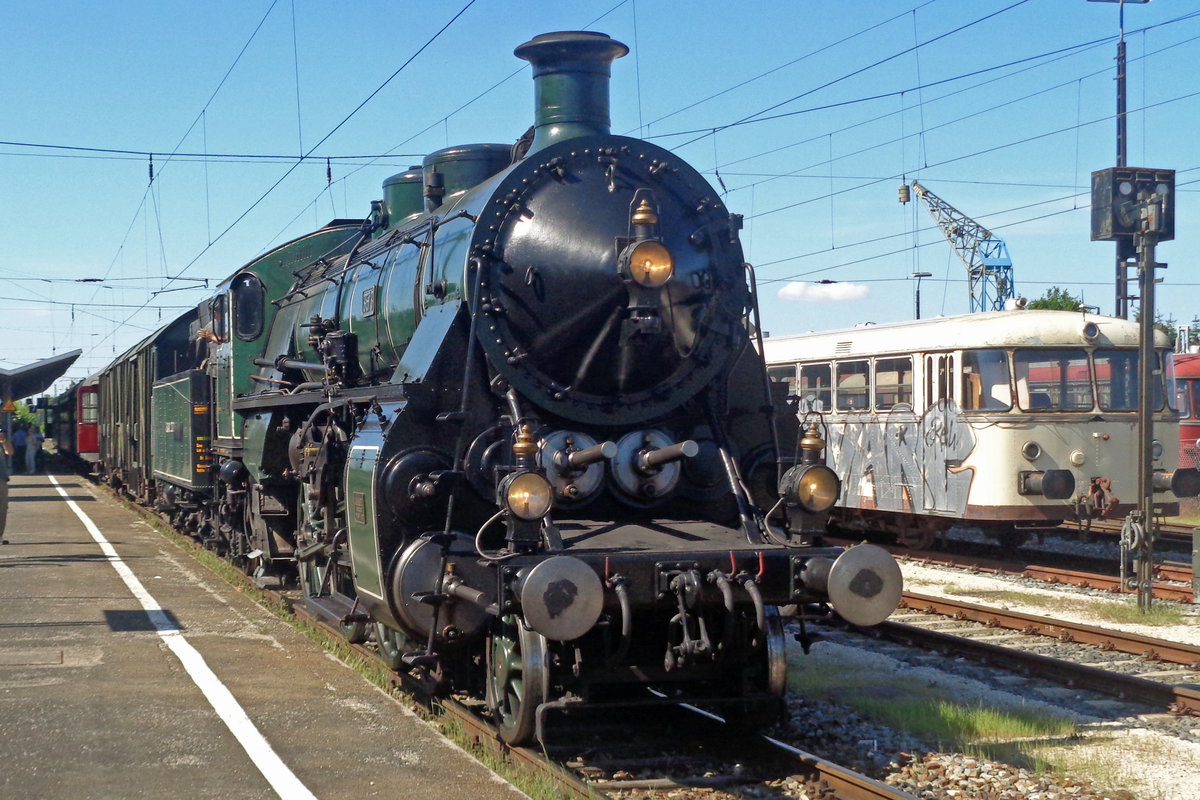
[{"left": 919, "top": 353, "right": 968, "bottom": 515}]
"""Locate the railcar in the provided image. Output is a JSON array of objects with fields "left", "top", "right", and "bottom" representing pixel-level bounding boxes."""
[
  {"left": 80, "top": 31, "right": 901, "bottom": 745},
  {"left": 1173, "top": 353, "right": 1200, "bottom": 470},
  {"left": 49, "top": 376, "right": 100, "bottom": 464},
  {"left": 763, "top": 309, "right": 1200, "bottom": 550},
  {"left": 96, "top": 309, "right": 200, "bottom": 503}
]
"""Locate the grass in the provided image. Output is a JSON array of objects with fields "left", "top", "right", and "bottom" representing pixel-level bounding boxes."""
[
  {"left": 786, "top": 653, "right": 1076, "bottom": 765},
  {"left": 941, "top": 586, "right": 1192, "bottom": 626}
]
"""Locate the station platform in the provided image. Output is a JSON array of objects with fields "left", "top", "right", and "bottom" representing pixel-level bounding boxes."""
[{"left": 0, "top": 472, "right": 528, "bottom": 800}]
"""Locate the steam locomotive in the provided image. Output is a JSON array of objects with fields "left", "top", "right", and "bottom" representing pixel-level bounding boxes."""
[{"left": 67, "top": 31, "right": 901, "bottom": 744}]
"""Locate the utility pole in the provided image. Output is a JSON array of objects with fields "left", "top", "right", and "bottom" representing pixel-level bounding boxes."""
[
  {"left": 1092, "top": 166, "right": 1175, "bottom": 611},
  {"left": 1088, "top": 0, "right": 1151, "bottom": 318}
]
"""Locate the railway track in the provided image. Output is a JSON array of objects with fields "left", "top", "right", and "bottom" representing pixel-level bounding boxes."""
[
  {"left": 292, "top": 591, "right": 917, "bottom": 800},
  {"left": 876, "top": 591, "right": 1200, "bottom": 715},
  {"left": 1074, "top": 517, "right": 1199, "bottom": 547}
]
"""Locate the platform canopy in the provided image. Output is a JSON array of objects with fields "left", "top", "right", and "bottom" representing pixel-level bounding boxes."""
[{"left": 0, "top": 350, "right": 82, "bottom": 410}]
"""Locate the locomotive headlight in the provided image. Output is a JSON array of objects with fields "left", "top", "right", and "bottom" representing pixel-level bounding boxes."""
[
  {"left": 626, "top": 240, "right": 674, "bottom": 288},
  {"left": 779, "top": 463, "right": 840, "bottom": 513},
  {"left": 502, "top": 471, "right": 554, "bottom": 521}
]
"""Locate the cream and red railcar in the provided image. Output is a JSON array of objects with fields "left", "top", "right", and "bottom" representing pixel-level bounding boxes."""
[
  {"left": 1172, "top": 353, "right": 1200, "bottom": 469},
  {"left": 763, "top": 309, "right": 1200, "bottom": 549}
]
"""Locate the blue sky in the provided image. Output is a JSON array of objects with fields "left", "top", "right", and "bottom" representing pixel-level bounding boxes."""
[{"left": 3, "top": 0, "right": 1199, "bottom": 394}]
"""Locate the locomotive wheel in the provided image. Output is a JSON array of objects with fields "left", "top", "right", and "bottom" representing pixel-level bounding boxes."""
[
  {"left": 341, "top": 619, "right": 368, "bottom": 644},
  {"left": 722, "top": 607, "right": 787, "bottom": 732},
  {"left": 375, "top": 622, "right": 411, "bottom": 671},
  {"left": 896, "top": 526, "right": 937, "bottom": 550},
  {"left": 486, "top": 617, "right": 548, "bottom": 745}
]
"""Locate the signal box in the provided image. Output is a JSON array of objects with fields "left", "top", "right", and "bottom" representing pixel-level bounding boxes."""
[{"left": 1091, "top": 167, "right": 1174, "bottom": 242}]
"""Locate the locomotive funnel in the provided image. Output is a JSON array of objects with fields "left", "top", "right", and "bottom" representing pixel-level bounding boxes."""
[{"left": 515, "top": 31, "right": 628, "bottom": 155}]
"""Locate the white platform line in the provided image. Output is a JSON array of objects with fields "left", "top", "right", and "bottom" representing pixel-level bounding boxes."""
[{"left": 49, "top": 476, "right": 317, "bottom": 800}]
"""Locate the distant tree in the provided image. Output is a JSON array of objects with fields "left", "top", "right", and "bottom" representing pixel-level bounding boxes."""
[
  {"left": 1133, "top": 308, "right": 1183, "bottom": 350},
  {"left": 1026, "top": 286, "right": 1083, "bottom": 311}
]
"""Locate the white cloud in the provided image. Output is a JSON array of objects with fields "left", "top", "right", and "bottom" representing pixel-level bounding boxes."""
[{"left": 777, "top": 281, "right": 869, "bottom": 302}]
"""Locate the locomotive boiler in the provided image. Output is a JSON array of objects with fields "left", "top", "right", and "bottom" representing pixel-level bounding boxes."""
[{"left": 100, "top": 31, "right": 902, "bottom": 744}]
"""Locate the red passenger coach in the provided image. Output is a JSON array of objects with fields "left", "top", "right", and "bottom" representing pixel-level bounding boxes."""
[
  {"left": 76, "top": 379, "right": 99, "bottom": 461},
  {"left": 1174, "top": 353, "right": 1200, "bottom": 468},
  {"left": 50, "top": 376, "right": 99, "bottom": 464}
]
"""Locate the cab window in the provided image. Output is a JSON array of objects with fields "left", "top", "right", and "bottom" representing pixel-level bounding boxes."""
[
  {"left": 211, "top": 294, "right": 228, "bottom": 342},
  {"left": 232, "top": 273, "right": 265, "bottom": 341},
  {"left": 1014, "top": 349, "right": 1092, "bottom": 411},
  {"left": 1095, "top": 349, "right": 1163, "bottom": 411}
]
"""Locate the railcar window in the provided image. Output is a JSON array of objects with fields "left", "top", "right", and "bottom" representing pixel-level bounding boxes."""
[
  {"left": 836, "top": 360, "right": 870, "bottom": 411},
  {"left": 1014, "top": 349, "right": 1092, "bottom": 411},
  {"left": 81, "top": 391, "right": 98, "bottom": 424},
  {"left": 799, "top": 363, "right": 832, "bottom": 410},
  {"left": 1177, "top": 380, "right": 1191, "bottom": 418},
  {"left": 961, "top": 350, "right": 1012, "bottom": 411},
  {"left": 1095, "top": 349, "right": 1164, "bottom": 411},
  {"left": 874, "top": 357, "right": 912, "bottom": 409},
  {"left": 767, "top": 365, "right": 798, "bottom": 396},
  {"left": 1190, "top": 381, "right": 1200, "bottom": 420},
  {"left": 232, "top": 274, "right": 265, "bottom": 341}
]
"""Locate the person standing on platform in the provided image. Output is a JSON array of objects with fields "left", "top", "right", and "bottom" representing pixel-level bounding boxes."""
[
  {"left": 0, "top": 430, "right": 12, "bottom": 544},
  {"left": 11, "top": 424, "right": 26, "bottom": 471},
  {"left": 25, "top": 426, "right": 42, "bottom": 474}
]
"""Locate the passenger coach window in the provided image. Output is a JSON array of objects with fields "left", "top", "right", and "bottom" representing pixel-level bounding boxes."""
[
  {"left": 1095, "top": 349, "right": 1164, "bottom": 411},
  {"left": 232, "top": 274, "right": 265, "bottom": 341},
  {"left": 799, "top": 363, "right": 832, "bottom": 409},
  {"left": 961, "top": 350, "right": 1012, "bottom": 411},
  {"left": 1176, "top": 380, "right": 1191, "bottom": 418},
  {"left": 874, "top": 357, "right": 912, "bottom": 410},
  {"left": 81, "top": 391, "right": 98, "bottom": 424},
  {"left": 836, "top": 360, "right": 869, "bottom": 410},
  {"left": 767, "top": 365, "right": 798, "bottom": 396},
  {"left": 1014, "top": 349, "right": 1092, "bottom": 411}
]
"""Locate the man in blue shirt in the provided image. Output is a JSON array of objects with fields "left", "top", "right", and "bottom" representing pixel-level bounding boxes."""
[{"left": 11, "top": 424, "right": 26, "bottom": 472}]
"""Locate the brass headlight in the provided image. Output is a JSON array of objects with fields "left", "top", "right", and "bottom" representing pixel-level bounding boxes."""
[
  {"left": 503, "top": 472, "right": 553, "bottom": 521},
  {"left": 627, "top": 240, "right": 674, "bottom": 288},
  {"left": 779, "top": 463, "right": 840, "bottom": 513}
]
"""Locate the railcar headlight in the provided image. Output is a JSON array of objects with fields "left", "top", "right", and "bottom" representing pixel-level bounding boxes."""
[
  {"left": 626, "top": 240, "right": 674, "bottom": 288},
  {"left": 1151, "top": 439, "right": 1164, "bottom": 460},
  {"left": 779, "top": 463, "right": 840, "bottom": 513},
  {"left": 502, "top": 472, "right": 553, "bottom": 521},
  {"left": 1021, "top": 441, "right": 1042, "bottom": 461}
]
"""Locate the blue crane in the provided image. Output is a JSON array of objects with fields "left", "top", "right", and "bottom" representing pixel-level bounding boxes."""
[{"left": 909, "top": 180, "right": 1015, "bottom": 313}]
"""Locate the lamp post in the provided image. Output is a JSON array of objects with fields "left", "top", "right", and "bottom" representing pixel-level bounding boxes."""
[
  {"left": 1088, "top": 0, "right": 1151, "bottom": 318},
  {"left": 911, "top": 272, "right": 932, "bottom": 319}
]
